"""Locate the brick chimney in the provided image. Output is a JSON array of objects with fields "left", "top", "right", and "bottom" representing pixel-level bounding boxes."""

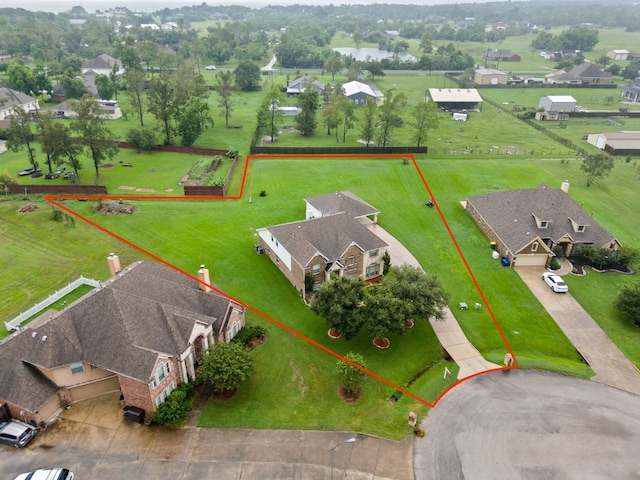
[
  {"left": 107, "top": 253, "right": 121, "bottom": 277},
  {"left": 198, "top": 265, "right": 212, "bottom": 293}
]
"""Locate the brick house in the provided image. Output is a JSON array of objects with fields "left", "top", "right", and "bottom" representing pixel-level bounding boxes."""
[
  {"left": 257, "top": 191, "right": 388, "bottom": 298},
  {"left": 466, "top": 182, "right": 620, "bottom": 267},
  {"left": 0, "top": 258, "right": 245, "bottom": 426}
]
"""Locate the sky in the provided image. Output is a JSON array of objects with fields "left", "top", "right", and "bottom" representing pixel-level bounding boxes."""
[{"left": 15, "top": 0, "right": 500, "bottom": 14}]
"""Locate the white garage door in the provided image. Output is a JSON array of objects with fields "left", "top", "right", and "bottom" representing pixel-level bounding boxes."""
[{"left": 514, "top": 254, "right": 547, "bottom": 267}]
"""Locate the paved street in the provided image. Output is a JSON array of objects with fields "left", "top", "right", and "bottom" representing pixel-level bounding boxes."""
[
  {"left": 1, "top": 393, "right": 414, "bottom": 480},
  {"left": 415, "top": 369, "right": 640, "bottom": 479}
]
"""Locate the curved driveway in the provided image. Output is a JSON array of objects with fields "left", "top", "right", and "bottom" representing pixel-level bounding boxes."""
[{"left": 415, "top": 369, "right": 640, "bottom": 479}]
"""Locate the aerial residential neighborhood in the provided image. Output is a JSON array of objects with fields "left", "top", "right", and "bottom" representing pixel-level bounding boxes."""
[{"left": 2, "top": 0, "right": 640, "bottom": 478}]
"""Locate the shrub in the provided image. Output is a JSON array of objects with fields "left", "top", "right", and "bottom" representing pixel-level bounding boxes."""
[
  {"left": 231, "top": 325, "right": 267, "bottom": 347},
  {"left": 153, "top": 382, "right": 195, "bottom": 426},
  {"left": 549, "top": 257, "right": 560, "bottom": 270},
  {"left": 226, "top": 146, "right": 239, "bottom": 158},
  {"left": 614, "top": 283, "right": 640, "bottom": 327}
]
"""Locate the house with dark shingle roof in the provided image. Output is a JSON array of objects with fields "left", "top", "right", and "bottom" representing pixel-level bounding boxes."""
[
  {"left": 0, "top": 260, "right": 244, "bottom": 426},
  {"left": 286, "top": 76, "right": 325, "bottom": 96},
  {"left": 465, "top": 183, "right": 620, "bottom": 267},
  {"left": 257, "top": 191, "right": 388, "bottom": 298}
]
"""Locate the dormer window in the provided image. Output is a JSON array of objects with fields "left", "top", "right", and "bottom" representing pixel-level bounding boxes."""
[
  {"left": 569, "top": 217, "right": 587, "bottom": 233},
  {"left": 532, "top": 213, "right": 550, "bottom": 229}
]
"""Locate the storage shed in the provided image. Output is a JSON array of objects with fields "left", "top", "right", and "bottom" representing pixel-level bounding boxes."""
[{"left": 538, "top": 95, "right": 577, "bottom": 113}]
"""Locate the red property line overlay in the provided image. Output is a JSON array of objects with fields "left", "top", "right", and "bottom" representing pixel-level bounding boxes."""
[{"left": 44, "top": 153, "right": 518, "bottom": 409}]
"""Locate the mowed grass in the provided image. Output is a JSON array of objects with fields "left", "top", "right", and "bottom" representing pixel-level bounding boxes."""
[{"left": 4, "top": 153, "right": 640, "bottom": 435}]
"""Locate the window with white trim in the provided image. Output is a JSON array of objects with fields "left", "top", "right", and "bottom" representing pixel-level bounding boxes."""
[
  {"left": 312, "top": 264, "right": 320, "bottom": 275},
  {"left": 531, "top": 242, "right": 538, "bottom": 252},
  {"left": 157, "top": 363, "right": 166, "bottom": 382},
  {"left": 155, "top": 383, "right": 175, "bottom": 406}
]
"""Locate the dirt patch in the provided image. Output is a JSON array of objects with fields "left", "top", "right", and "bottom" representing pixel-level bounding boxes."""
[
  {"left": 17, "top": 203, "right": 38, "bottom": 213},
  {"left": 135, "top": 188, "right": 156, "bottom": 192},
  {"left": 165, "top": 188, "right": 174, "bottom": 193},
  {"left": 118, "top": 185, "right": 137, "bottom": 191},
  {"left": 100, "top": 163, "right": 116, "bottom": 169},
  {"left": 97, "top": 201, "right": 135, "bottom": 215}
]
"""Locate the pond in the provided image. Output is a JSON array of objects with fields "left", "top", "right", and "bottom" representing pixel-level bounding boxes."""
[{"left": 333, "top": 47, "right": 417, "bottom": 63}]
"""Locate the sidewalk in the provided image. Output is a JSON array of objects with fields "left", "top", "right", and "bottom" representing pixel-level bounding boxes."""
[{"left": 366, "top": 222, "right": 500, "bottom": 379}]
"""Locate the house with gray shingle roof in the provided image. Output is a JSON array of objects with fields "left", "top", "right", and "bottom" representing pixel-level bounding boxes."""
[
  {"left": 0, "top": 88, "right": 39, "bottom": 120},
  {"left": 257, "top": 191, "right": 388, "bottom": 298},
  {"left": 0, "top": 260, "right": 244, "bottom": 426},
  {"left": 465, "top": 182, "right": 620, "bottom": 267},
  {"left": 81, "top": 54, "right": 124, "bottom": 76}
]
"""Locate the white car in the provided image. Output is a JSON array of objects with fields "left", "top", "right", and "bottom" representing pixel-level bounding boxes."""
[
  {"left": 542, "top": 272, "right": 568, "bottom": 293},
  {"left": 14, "top": 468, "right": 74, "bottom": 480},
  {"left": 205, "top": 65, "right": 216, "bottom": 70}
]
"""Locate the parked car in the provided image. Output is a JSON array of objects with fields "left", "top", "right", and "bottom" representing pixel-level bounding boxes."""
[
  {"left": 14, "top": 468, "right": 74, "bottom": 480},
  {"left": 542, "top": 272, "right": 568, "bottom": 293},
  {"left": 62, "top": 171, "right": 75, "bottom": 179},
  {"left": 17, "top": 167, "right": 41, "bottom": 177},
  {"left": 45, "top": 172, "right": 59, "bottom": 180},
  {"left": 0, "top": 420, "right": 37, "bottom": 448},
  {"left": 205, "top": 65, "right": 216, "bottom": 70}
]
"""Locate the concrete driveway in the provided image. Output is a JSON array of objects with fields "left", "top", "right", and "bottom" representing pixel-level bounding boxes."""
[
  {"left": 516, "top": 267, "right": 640, "bottom": 396},
  {"left": 1, "top": 393, "right": 414, "bottom": 480},
  {"left": 415, "top": 369, "right": 640, "bottom": 480}
]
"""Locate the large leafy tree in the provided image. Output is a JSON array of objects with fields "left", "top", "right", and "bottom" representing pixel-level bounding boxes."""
[
  {"left": 6, "top": 107, "right": 38, "bottom": 171},
  {"left": 70, "top": 96, "right": 119, "bottom": 179},
  {"left": 359, "top": 97, "right": 377, "bottom": 147},
  {"left": 384, "top": 265, "right": 449, "bottom": 322},
  {"left": 234, "top": 60, "right": 261, "bottom": 92},
  {"left": 94, "top": 73, "right": 115, "bottom": 100},
  {"left": 338, "top": 91, "right": 357, "bottom": 143},
  {"left": 6, "top": 63, "right": 37, "bottom": 95},
  {"left": 581, "top": 154, "right": 614, "bottom": 187},
  {"left": 259, "top": 83, "right": 285, "bottom": 142},
  {"left": 40, "top": 120, "right": 82, "bottom": 176},
  {"left": 411, "top": 100, "right": 440, "bottom": 148},
  {"left": 215, "top": 70, "right": 235, "bottom": 127},
  {"left": 60, "top": 68, "right": 87, "bottom": 100},
  {"left": 615, "top": 284, "right": 640, "bottom": 327},
  {"left": 324, "top": 55, "right": 344, "bottom": 81},
  {"left": 363, "top": 284, "right": 407, "bottom": 340},
  {"left": 177, "top": 97, "right": 213, "bottom": 146},
  {"left": 377, "top": 88, "right": 407, "bottom": 147},
  {"left": 199, "top": 342, "right": 253, "bottom": 393},
  {"left": 124, "top": 68, "right": 146, "bottom": 127},
  {"left": 295, "top": 86, "right": 319, "bottom": 136},
  {"left": 310, "top": 276, "right": 366, "bottom": 340}
]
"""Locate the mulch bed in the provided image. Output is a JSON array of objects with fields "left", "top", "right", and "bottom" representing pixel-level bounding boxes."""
[{"left": 338, "top": 385, "right": 362, "bottom": 403}]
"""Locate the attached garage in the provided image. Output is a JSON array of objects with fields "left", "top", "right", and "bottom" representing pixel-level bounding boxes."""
[
  {"left": 513, "top": 254, "right": 548, "bottom": 267},
  {"left": 68, "top": 376, "right": 120, "bottom": 403}
]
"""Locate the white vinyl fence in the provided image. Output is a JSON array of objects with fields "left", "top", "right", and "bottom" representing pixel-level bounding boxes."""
[{"left": 5, "top": 276, "right": 100, "bottom": 332}]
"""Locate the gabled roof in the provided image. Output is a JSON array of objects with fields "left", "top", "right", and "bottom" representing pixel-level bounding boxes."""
[
  {"left": 428, "top": 88, "right": 483, "bottom": 103},
  {"left": 263, "top": 212, "right": 387, "bottom": 269},
  {"left": 545, "top": 63, "right": 612, "bottom": 83},
  {"left": 81, "top": 54, "right": 122, "bottom": 70},
  {"left": 0, "top": 88, "right": 36, "bottom": 110},
  {"left": 475, "top": 68, "right": 507, "bottom": 76},
  {"left": 287, "top": 76, "right": 324, "bottom": 94},
  {"left": 342, "top": 81, "right": 376, "bottom": 98},
  {"left": 466, "top": 183, "right": 618, "bottom": 254},
  {"left": 0, "top": 261, "right": 236, "bottom": 411},
  {"left": 305, "top": 191, "right": 379, "bottom": 219}
]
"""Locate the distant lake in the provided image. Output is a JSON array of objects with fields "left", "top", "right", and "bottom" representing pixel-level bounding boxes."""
[{"left": 333, "top": 47, "right": 417, "bottom": 63}]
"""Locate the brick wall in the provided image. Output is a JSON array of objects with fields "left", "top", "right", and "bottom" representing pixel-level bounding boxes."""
[{"left": 118, "top": 375, "right": 154, "bottom": 415}]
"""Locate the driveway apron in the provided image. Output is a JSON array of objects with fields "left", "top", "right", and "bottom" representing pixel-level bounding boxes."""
[{"left": 516, "top": 266, "right": 640, "bottom": 395}]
